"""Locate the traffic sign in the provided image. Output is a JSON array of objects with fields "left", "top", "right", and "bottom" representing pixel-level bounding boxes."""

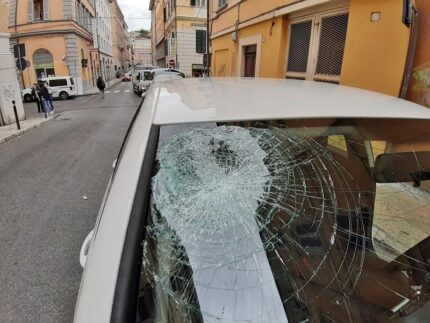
[
  {"left": 13, "top": 44, "right": 26, "bottom": 58},
  {"left": 16, "top": 57, "right": 27, "bottom": 71},
  {"left": 169, "top": 59, "right": 176, "bottom": 68}
]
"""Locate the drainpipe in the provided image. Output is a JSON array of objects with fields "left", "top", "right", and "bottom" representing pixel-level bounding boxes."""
[
  {"left": 175, "top": 0, "right": 178, "bottom": 68},
  {"left": 400, "top": 1, "right": 419, "bottom": 99},
  {"left": 94, "top": 0, "right": 103, "bottom": 79},
  {"left": 206, "top": 0, "right": 209, "bottom": 75}
]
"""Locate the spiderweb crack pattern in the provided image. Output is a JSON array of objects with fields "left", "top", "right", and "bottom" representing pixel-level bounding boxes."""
[{"left": 144, "top": 126, "right": 367, "bottom": 322}]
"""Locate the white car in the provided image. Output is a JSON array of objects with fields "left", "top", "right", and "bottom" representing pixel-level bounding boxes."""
[
  {"left": 74, "top": 78, "right": 430, "bottom": 323},
  {"left": 21, "top": 76, "right": 77, "bottom": 102},
  {"left": 134, "top": 68, "right": 185, "bottom": 95}
]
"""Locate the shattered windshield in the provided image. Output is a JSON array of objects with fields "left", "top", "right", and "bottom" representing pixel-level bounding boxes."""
[{"left": 137, "top": 119, "right": 430, "bottom": 323}]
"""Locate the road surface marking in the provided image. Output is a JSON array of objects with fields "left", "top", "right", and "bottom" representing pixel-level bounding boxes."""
[
  {"left": 104, "top": 90, "right": 111, "bottom": 93},
  {"left": 114, "top": 90, "right": 120, "bottom": 93},
  {"left": 124, "top": 89, "right": 130, "bottom": 93}
]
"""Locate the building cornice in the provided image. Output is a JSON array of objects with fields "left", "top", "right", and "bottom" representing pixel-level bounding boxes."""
[
  {"left": 9, "top": 20, "right": 93, "bottom": 40},
  {"left": 9, "top": 28, "right": 93, "bottom": 42}
]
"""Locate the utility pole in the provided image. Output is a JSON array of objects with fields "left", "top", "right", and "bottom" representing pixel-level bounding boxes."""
[{"left": 175, "top": 1, "right": 178, "bottom": 68}]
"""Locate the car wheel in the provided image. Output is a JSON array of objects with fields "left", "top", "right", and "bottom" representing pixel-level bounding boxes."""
[
  {"left": 23, "top": 94, "right": 32, "bottom": 102},
  {"left": 59, "top": 91, "right": 69, "bottom": 100}
]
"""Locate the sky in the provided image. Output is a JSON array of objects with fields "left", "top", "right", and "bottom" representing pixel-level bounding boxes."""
[{"left": 117, "top": 0, "right": 152, "bottom": 32}]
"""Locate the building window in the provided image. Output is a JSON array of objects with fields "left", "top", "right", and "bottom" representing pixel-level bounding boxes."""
[
  {"left": 33, "top": 0, "right": 43, "bottom": 20},
  {"left": 33, "top": 48, "right": 55, "bottom": 79},
  {"left": 218, "top": 0, "right": 226, "bottom": 8},
  {"left": 286, "top": 11, "right": 348, "bottom": 83},
  {"left": 191, "top": 0, "right": 206, "bottom": 6},
  {"left": 244, "top": 45, "right": 256, "bottom": 77},
  {"left": 195, "top": 30, "right": 206, "bottom": 54}
]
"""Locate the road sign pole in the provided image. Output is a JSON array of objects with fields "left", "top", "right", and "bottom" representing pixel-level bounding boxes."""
[
  {"left": 12, "top": 100, "right": 21, "bottom": 130},
  {"left": 16, "top": 42, "right": 26, "bottom": 87}
]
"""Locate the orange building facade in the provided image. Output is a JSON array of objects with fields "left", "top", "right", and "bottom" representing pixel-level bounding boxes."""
[
  {"left": 8, "top": 0, "right": 96, "bottom": 92},
  {"left": 209, "top": 0, "right": 413, "bottom": 98}
]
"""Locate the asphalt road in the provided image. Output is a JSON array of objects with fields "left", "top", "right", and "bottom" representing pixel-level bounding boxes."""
[{"left": 0, "top": 81, "right": 141, "bottom": 322}]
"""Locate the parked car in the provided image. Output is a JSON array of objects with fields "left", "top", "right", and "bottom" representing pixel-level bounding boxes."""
[
  {"left": 74, "top": 78, "right": 430, "bottom": 323},
  {"left": 21, "top": 87, "right": 35, "bottom": 102},
  {"left": 21, "top": 76, "right": 77, "bottom": 102},
  {"left": 134, "top": 68, "right": 185, "bottom": 95},
  {"left": 122, "top": 72, "right": 131, "bottom": 82}
]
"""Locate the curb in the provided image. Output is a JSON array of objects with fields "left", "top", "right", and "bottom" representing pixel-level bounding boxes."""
[{"left": 0, "top": 116, "right": 57, "bottom": 145}]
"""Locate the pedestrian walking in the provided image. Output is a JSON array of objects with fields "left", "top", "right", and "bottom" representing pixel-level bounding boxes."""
[
  {"left": 96, "top": 76, "right": 106, "bottom": 99},
  {"left": 38, "top": 81, "right": 54, "bottom": 115},
  {"left": 31, "top": 84, "right": 42, "bottom": 113},
  {"left": 45, "top": 82, "right": 55, "bottom": 112}
]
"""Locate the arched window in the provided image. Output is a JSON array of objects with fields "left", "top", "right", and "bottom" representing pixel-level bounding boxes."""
[{"left": 33, "top": 48, "right": 55, "bottom": 79}]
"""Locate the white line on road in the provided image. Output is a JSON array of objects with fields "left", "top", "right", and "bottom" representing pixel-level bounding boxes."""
[
  {"left": 114, "top": 90, "right": 120, "bottom": 93},
  {"left": 124, "top": 89, "right": 130, "bottom": 93},
  {"left": 104, "top": 90, "right": 111, "bottom": 93}
]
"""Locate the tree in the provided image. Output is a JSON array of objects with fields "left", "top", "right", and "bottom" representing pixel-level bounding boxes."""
[{"left": 136, "top": 29, "right": 150, "bottom": 37}]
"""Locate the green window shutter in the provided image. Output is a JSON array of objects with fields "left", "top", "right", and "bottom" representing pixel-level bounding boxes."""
[
  {"left": 196, "top": 30, "right": 201, "bottom": 53},
  {"left": 191, "top": 0, "right": 196, "bottom": 6},
  {"left": 196, "top": 30, "right": 206, "bottom": 53},
  {"left": 201, "top": 30, "right": 206, "bottom": 54},
  {"left": 28, "top": 0, "right": 34, "bottom": 22},
  {"left": 43, "top": 0, "right": 49, "bottom": 20}
]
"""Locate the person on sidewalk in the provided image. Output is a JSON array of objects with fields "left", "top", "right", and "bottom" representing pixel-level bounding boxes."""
[
  {"left": 38, "top": 82, "right": 54, "bottom": 114},
  {"left": 31, "top": 84, "right": 42, "bottom": 113},
  {"left": 96, "top": 76, "right": 106, "bottom": 99},
  {"left": 44, "top": 81, "right": 55, "bottom": 112}
]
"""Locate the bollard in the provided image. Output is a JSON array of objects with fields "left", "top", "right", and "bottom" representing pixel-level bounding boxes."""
[{"left": 12, "top": 100, "right": 21, "bottom": 130}]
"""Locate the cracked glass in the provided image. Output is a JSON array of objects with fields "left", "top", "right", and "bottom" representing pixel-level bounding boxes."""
[{"left": 136, "top": 118, "right": 430, "bottom": 323}]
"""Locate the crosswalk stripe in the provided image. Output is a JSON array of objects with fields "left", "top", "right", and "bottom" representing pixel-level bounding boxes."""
[
  {"left": 124, "top": 89, "right": 130, "bottom": 93},
  {"left": 114, "top": 90, "right": 120, "bottom": 93},
  {"left": 104, "top": 90, "right": 111, "bottom": 93}
]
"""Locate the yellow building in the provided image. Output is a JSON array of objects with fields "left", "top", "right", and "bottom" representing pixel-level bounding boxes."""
[
  {"left": 7, "top": 0, "right": 97, "bottom": 92},
  {"left": 209, "top": 0, "right": 411, "bottom": 97},
  {"left": 150, "top": 0, "right": 207, "bottom": 77}
]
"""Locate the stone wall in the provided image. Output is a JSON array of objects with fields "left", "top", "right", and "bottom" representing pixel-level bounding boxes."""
[{"left": 0, "top": 33, "right": 25, "bottom": 126}]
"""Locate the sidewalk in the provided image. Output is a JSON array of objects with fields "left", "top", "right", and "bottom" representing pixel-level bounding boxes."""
[
  {"left": 0, "top": 116, "right": 55, "bottom": 145},
  {"left": 81, "top": 78, "right": 122, "bottom": 96}
]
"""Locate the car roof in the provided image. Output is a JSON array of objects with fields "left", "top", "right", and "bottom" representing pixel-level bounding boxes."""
[{"left": 148, "top": 78, "right": 430, "bottom": 125}]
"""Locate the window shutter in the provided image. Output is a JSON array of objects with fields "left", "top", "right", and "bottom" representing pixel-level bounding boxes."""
[
  {"left": 315, "top": 14, "right": 348, "bottom": 76},
  {"left": 202, "top": 30, "right": 206, "bottom": 53},
  {"left": 196, "top": 30, "right": 202, "bottom": 53},
  {"left": 191, "top": 0, "right": 196, "bottom": 6},
  {"left": 287, "top": 20, "right": 312, "bottom": 75},
  {"left": 196, "top": 30, "right": 206, "bottom": 53},
  {"left": 27, "top": 0, "right": 34, "bottom": 22},
  {"left": 43, "top": 0, "right": 49, "bottom": 20}
]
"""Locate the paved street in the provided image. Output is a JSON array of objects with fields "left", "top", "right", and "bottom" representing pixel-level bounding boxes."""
[{"left": 0, "top": 81, "right": 141, "bottom": 322}]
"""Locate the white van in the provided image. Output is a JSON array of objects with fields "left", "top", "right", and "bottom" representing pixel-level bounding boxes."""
[{"left": 42, "top": 76, "right": 77, "bottom": 100}]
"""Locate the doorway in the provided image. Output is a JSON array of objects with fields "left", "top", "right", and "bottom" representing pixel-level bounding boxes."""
[{"left": 244, "top": 45, "right": 256, "bottom": 77}]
